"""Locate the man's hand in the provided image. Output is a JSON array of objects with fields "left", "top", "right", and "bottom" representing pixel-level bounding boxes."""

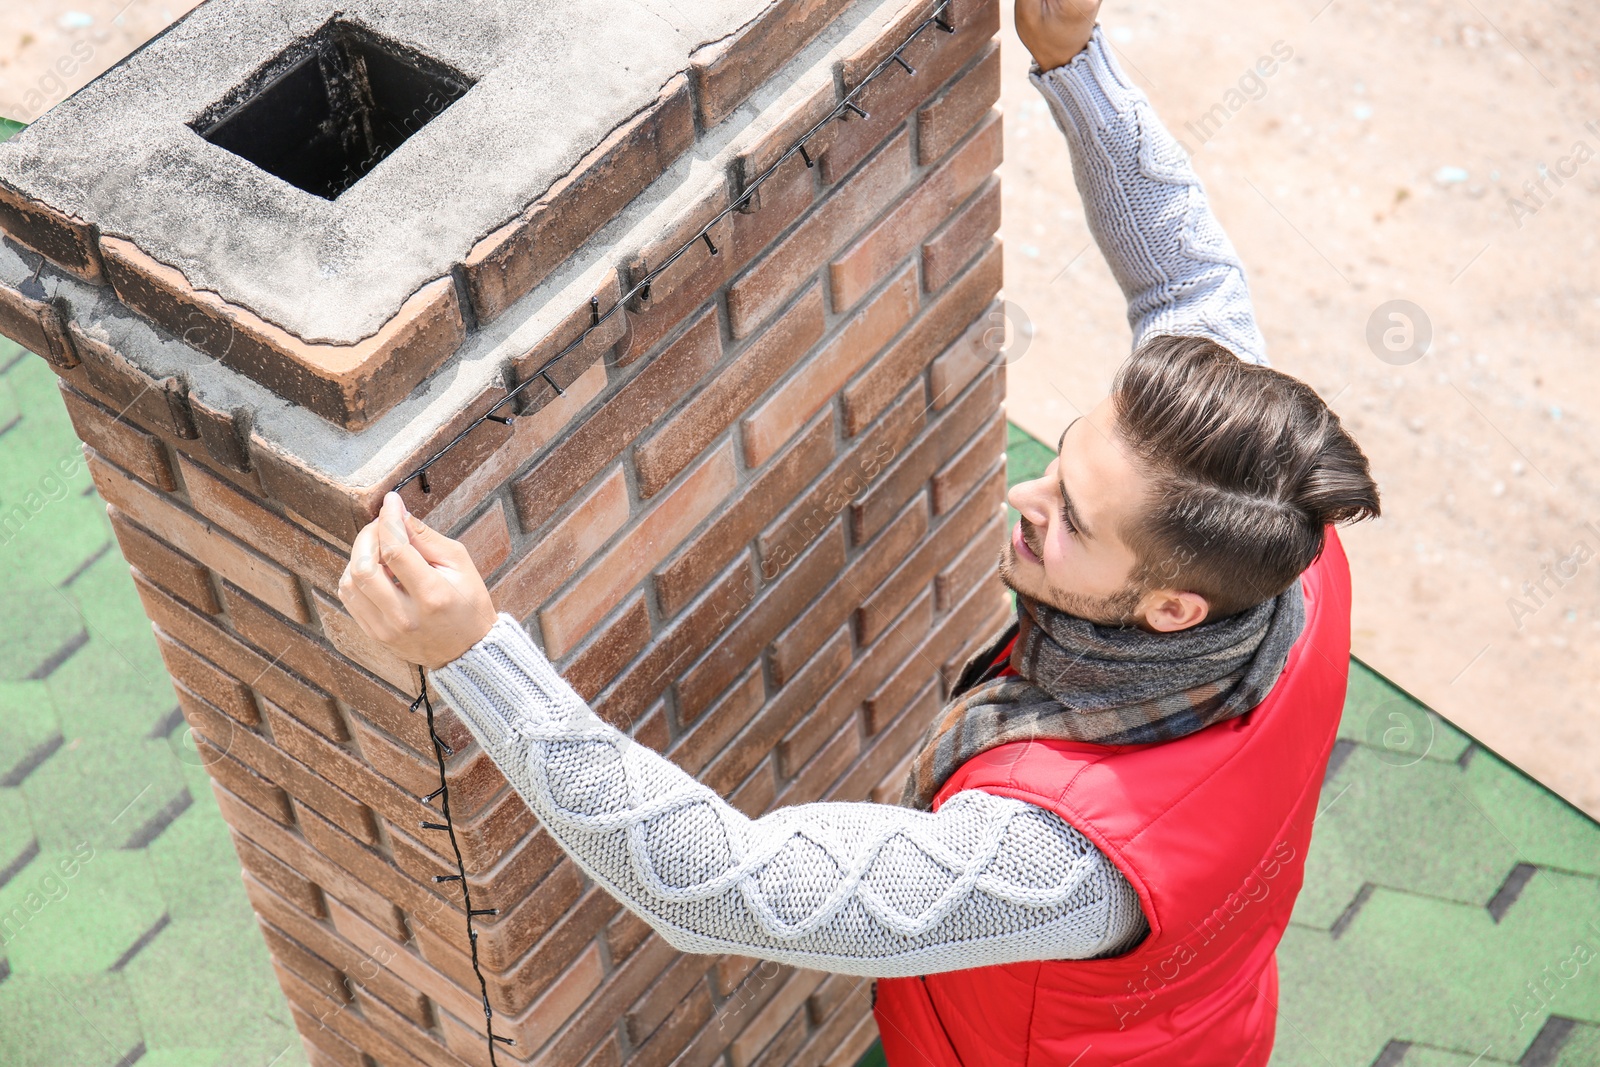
[
  {"left": 338, "top": 491, "right": 498, "bottom": 671},
  {"left": 1015, "top": 0, "right": 1101, "bottom": 72}
]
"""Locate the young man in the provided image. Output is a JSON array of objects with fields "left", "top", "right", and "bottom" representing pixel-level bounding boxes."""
[{"left": 339, "top": 2, "right": 1379, "bottom": 1062}]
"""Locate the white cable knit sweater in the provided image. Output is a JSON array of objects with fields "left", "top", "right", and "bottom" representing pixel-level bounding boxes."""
[{"left": 429, "top": 28, "right": 1268, "bottom": 978}]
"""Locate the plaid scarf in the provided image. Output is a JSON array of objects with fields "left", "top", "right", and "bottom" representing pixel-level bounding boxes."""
[{"left": 902, "top": 582, "right": 1306, "bottom": 810}]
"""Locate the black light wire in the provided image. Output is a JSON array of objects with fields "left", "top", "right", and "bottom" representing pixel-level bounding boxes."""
[{"left": 399, "top": 6, "right": 956, "bottom": 1063}]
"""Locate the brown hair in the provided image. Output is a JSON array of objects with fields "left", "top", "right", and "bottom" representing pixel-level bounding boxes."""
[{"left": 1111, "top": 335, "right": 1380, "bottom": 619}]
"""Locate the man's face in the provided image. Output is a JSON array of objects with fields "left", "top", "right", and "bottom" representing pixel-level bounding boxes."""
[{"left": 1001, "top": 395, "right": 1211, "bottom": 632}]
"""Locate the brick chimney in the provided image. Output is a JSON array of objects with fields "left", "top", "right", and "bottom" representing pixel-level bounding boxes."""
[{"left": 0, "top": 0, "right": 1008, "bottom": 1062}]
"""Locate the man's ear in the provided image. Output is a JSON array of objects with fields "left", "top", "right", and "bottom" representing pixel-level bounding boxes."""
[{"left": 1136, "top": 588, "right": 1210, "bottom": 632}]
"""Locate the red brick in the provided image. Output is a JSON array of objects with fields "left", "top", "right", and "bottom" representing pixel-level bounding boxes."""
[
  {"left": 655, "top": 413, "right": 835, "bottom": 618},
  {"left": 65, "top": 325, "right": 198, "bottom": 444},
  {"left": 109, "top": 508, "right": 219, "bottom": 614},
  {"left": 456, "top": 497, "right": 512, "bottom": 578},
  {"left": 933, "top": 411, "right": 1005, "bottom": 515},
  {"left": 873, "top": 748, "right": 917, "bottom": 805},
  {"left": 628, "top": 954, "right": 716, "bottom": 1047},
  {"left": 0, "top": 277, "right": 77, "bottom": 370},
  {"left": 726, "top": 130, "right": 914, "bottom": 339},
  {"left": 633, "top": 986, "right": 716, "bottom": 1067},
  {"left": 918, "top": 42, "right": 1002, "bottom": 165},
  {"left": 278, "top": 965, "right": 434, "bottom": 1067},
  {"left": 593, "top": 560, "right": 756, "bottom": 730},
  {"left": 261, "top": 921, "right": 352, "bottom": 1008},
  {"left": 730, "top": 970, "right": 826, "bottom": 1067},
  {"left": 421, "top": 358, "right": 609, "bottom": 538},
  {"left": 540, "top": 442, "right": 737, "bottom": 658},
  {"left": 512, "top": 308, "right": 720, "bottom": 533},
  {"left": 205, "top": 742, "right": 296, "bottom": 826},
  {"left": 350, "top": 718, "right": 501, "bottom": 824},
  {"left": 89, "top": 448, "right": 309, "bottom": 622},
  {"left": 616, "top": 161, "right": 815, "bottom": 364},
  {"left": 266, "top": 902, "right": 437, "bottom": 1035},
  {"left": 624, "top": 185, "right": 732, "bottom": 321},
  {"left": 606, "top": 908, "right": 653, "bottom": 966},
  {"left": 824, "top": 1004, "right": 880, "bottom": 1067},
  {"left": 562, "top": 593, "right": 651, "bottom": 703},
  {"left": 538, "top": 935, "right": 679, "bottom": 1067},
  {"left": 811, "top": 0, "right": 1000, "bottom": 184},
  {"left": 384, "top": 379, "right": 517, "bottom": 528},
  {"left": 851, "top": 364, "right": 1002, "bottom": 544},
  {"left": 937, "top": 514, "right": 1005, "bottom": 612},
  {"left": 829, "top": 112, "right": 1002, "bottom": 311},
  {"left": 100, "top": 237, "right": 465, "bottom": 430},
  {"left": 689, "top": 0, "right": 852, "bottom": 127},
  {"left": 136, "top": 572, "right": 358, "bottom": 745},
  {"left": 635, "top": 285, "right": 825, "bottom": 497},
  {"left": 841, "top": 239, "right": 1001, "bottom": 436},
  {"left": 671, "top": 665, "right": 765, "bottom": 772},
  {"left": 272, "top": 959, "right": 444, "bottom": 1067},
  {"left": 0, "top": 180, "right": 105, "bottom": 282},
  {"left": 311, "top": 590, "right": 415, "bottom": 694},
  {"left": 677, "top": 522, "right": 846, "bottom": 718},
  {"left": 928, "top": 298, "right": 999, "bottom": 408},
  {"left": 495, "top": 467, "right": 629, "bottom": 621},
  {"left": 730, "top": 762, "right": 776, "bottom": 819},
  {"left": 776, "top": 713, "right": 860, "bottom": 807},
  {"left": 177, "top": 451, "right": 350, "bottom": 597},
  {"left": 406, "top": 884, "right": 614, "bottom": 1017},
  {"left": 757, "top": 386, "right": 922, "bottom": 574},
  {"left": 741, "top": 264, "right": 917, "bottom": 469},
  {"left": 154, "top": 628, "right": 259, "bottom": 726},
  {"left": 582, "top": 1034, "right": 622, "bottom": 1067},
  {"left": 850, "top": 680, "right": 941, "bottom": 803},
  {"left": 214, "top": 581, "right": 461, "bottom": 755},
  {"left": 857, "top": 459, "right": 1001, "bottom": 647},
  {"left": 864, "top": 636, "right": 940, "bottom": 736},
  {"left": 922, "top": 176, "right": 1001, "bottom": 294},
  {"left": 59, "top": 384, "right": 174, "bottom": 491},
  {"left": 736, "top": 81, "right": 838, "bottom": 185},
  {"left": 389, "top": 817, "right": 560, "bottom": 918},
  {"left": 213, "top": 783, "right": 408, "bottom": 944},
  {"left": 178, "top": 684, "right": 380, "bottom": 846},
  {"left": 769, "top": 496, "right": 928, "bottom": 686},
  {"left": 806, "top": 974, "right": 860, "bottom": 1028},
  {"left": 463, "top": 76, "right": 695, "bottom": 323},
  {"left": 185, "top": 390, "right": 252, "bottom": 474},
  {"left": 787, "top": 975, "right": 873, "bottom": 1067},
  {"left": 713, "top": 956, "right": 764, "bottom": 1000},
  {"left": 749, "top": 1009, "right": 808, "bottom": 1067},
  {"left": 778, "top": 596, "right": 931, "bottom": 776},
  {"left": 509, "top": 268, "right": 626, "bottom": 397},
  {"left": 928, "top": 567, "right": 1011, "bottom": 696}
]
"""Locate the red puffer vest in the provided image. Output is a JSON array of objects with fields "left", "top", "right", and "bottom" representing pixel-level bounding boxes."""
[{"left": 875, "top": 528, "right": 1351, "bottom": 1067}]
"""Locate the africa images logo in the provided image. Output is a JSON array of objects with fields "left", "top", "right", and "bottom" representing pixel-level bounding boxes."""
[{"left": 1110, "top": 840, "right": 1295, "bottom": 1030}]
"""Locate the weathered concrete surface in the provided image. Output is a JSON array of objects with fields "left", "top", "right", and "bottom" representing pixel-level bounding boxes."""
[
  {"left": 0, "top": 0, "right": 770, "bottom": 343},
  {"left": 0, "top": 0, "right": 888, "bottom": 491}
]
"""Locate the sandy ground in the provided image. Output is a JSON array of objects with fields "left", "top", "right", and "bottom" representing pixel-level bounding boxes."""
[
  {"left": 996, "top": 0, "right": 1600, "bottom": 818},
  {"left": 5, "top": 0, "right": 1597, "bottom": 817}
]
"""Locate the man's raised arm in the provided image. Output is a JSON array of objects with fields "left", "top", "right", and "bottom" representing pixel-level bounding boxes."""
[{"left": 1017, "top": 2, "right": 1270, "bottom": 365}]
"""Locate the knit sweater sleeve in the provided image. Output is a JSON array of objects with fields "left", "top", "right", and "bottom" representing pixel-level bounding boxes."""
[
  {"left": 1032, "top": 27, "right": 1270, "bottom": 366},
  {"left": 428, "top": 614, "right": 1148, "bottom": 978}
]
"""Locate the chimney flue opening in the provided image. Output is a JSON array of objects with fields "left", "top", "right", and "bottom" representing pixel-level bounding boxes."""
[{"left": 192, "top": 19, "right": 474, "bottom": 201}]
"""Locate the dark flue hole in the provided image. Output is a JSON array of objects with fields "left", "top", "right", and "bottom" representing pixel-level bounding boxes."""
[{"left": 192, "top": 19, "right": 473, "bottom": 200}]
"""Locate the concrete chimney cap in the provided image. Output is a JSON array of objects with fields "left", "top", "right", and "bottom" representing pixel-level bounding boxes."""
[{"left": 0, "top": 0, "right": 766, "bottom": 346}]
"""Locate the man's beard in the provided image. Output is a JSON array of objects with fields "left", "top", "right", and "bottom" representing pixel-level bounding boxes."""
[{"left": 997, "top": 517, "right": 1145, "bottom": 626}]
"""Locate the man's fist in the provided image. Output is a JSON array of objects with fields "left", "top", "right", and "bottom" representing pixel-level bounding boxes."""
[
  {"left": 1015, "top": 0, "right": 1101, "bottom": 73},
  {"left": 338, "top": 492, "right": 499, "bottom": 671}
]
